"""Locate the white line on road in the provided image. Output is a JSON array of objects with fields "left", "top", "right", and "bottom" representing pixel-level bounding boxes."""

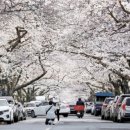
[{"left": 45, "top": 127, "right": 51, "bottom": 130}]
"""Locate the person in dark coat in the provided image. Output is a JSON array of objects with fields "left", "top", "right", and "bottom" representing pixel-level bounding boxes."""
[
  {"left": 76, "top": 98, "right": 85, "bottom": 117},
  {"left": 76, "top": 98, "right": 85, "bottom": 106},
  {"left": 56, "top": 103, "right": 60, "bottom": 121}
]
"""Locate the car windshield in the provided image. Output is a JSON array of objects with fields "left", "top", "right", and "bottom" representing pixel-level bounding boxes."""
[
  {"left": 119, "top": 95, "right": 130, "bottom": 103},
  {"left": 26, "top": 103, "right": 35, "bottom": 107},
  {"left": 126, "top": 99, "right": 130, "bottom": 106},
  {"left": 95, "top": 104, "right": 102, "bottom": 107},
  {"left": 104, "top": 99, "right": 113, "bottom": 104},
  {"left": 0, "top": 100, "right": 9, "bottom": 106}
]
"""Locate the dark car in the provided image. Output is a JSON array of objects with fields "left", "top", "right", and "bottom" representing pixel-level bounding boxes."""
[
  {"left": 101, "top": 97, "right": 114, "bottom": 120},
  {"left": 93, "top": 103, "right": 102, "bottom": 116},
  {"left": 112, "top": 94, "right": 130, "bottom": 122}
]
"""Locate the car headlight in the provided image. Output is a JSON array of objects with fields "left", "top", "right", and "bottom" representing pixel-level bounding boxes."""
[{"left": 3, "top": 110, "right": 9, "bottom": 113}]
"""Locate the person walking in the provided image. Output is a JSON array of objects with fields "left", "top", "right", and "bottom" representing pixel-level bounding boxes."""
[
  {"left": 56, "top": 103, "right": 60, "bottom": 121},
  {"left": 45, "top": 101, "right": 56, "bottom": 125}
]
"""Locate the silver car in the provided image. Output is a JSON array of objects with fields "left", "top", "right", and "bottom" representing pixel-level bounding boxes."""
[
  {"left": 17, "top": 102, "right": 27, "bottom": 120},
  {"left": 117, "top": 97, "right": 130, "bottom": 122},
  {"left": 109, "top": 96, "right": 119, "bottom": 120},
  {"left": 0, "top": 96, "right": 19, "bottom": 122}
]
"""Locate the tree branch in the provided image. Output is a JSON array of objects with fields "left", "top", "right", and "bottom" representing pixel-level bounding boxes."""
[
  {"left": 13, "top": 55, "right": 47, "bottom": 93},
  {"left": 7, "top": 27, "right": 27, "bottom": 52},
  {"left": 119, "top": 0, "right": 130, "bottom": 14}
]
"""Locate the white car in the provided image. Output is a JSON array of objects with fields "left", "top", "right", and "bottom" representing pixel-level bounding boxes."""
[
  {"left": 0, "top": 96, "right": 19, "bottom": 122},
  {"left": 0, "top": 99, "right": 14, "bottom": 124},
  {"left": 25, "top": 101, "right": 49, "bottom": 118},
  {"left": 86, "top": 102, "right": 93, "bottom": 113},
  {"left": 59, "top": 103, "right": 70, "bottom": 117}
]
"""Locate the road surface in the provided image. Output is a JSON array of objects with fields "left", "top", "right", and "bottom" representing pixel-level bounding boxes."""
[{"left": 0, "top": 114, "right": 130, "bottom": 130}]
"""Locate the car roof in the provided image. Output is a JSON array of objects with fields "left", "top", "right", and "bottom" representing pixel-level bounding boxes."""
[
  {"left": 105, "top": 97, "right": 114, "bottom": 99},
  {"left": 120, "top": 94, "right": 130, "bottom": 97},
  {"left": 123, "top": 97, "right": 130, "bottom": 100},
  {"left": 0, "top": 96, "right": 14, "bottom": 99},
  {"left": 0, "top": 99, "right": 7, "bottom": 101}
]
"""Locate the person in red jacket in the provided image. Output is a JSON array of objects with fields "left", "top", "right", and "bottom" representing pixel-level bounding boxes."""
[
  {"left": 76, "top": 98, "right": 85, "bottom": 106},
  {"left": 76, "top": 98, "right": 85, "bottom": 118}
]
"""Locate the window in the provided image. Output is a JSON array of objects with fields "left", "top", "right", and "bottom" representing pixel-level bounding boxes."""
[{"left": 126, "top": 99, "right": 130, "bottom": 106}]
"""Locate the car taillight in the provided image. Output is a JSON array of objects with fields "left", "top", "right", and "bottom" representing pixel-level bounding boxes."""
[{"left": 122, "top": 103, "right": 126, "bottom": 110}]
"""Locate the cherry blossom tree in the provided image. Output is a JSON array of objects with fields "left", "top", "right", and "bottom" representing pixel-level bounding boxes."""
[{"left": 0, "top": 0, "right": 130, "bottom": 99}]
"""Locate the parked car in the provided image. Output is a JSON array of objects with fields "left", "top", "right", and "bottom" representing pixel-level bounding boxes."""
[
  {"left": 91, "top": 103, "right": 95, "bottom": 115},
  {"left": 104, "top": 100, "right": 114, "bottom": 120},
  {"left": 59, "top": 103, "right": 70, "bottom": 117},
  {"left": 86, "top": 102, "right": 93, "bottom": 113},
  {"left": 0, "top": 99, "right": 14, "bottom": 124},
  {"left": 17, "top": 102, "right": 27, "bottom": 120},
  {"left": 117, "top": 97, "right": 130, "bottom": 122},
  {"left": 109, "top": 96, "right": 119, "bottom": 120},
  {"left": 24, "top": 101, "right": 49, "bottom": 118},
  {"left": 69, "top": 102, "right": 77, "bottom": 114},
  {"left": 91, "top": 102, "right": 102, "bottom": 116},
  {"left": 112, "top": 94, "right": 130, "bottom": 122},
  {"left": 0, "top": 96, "right": 19, "bottom": 122},
  {"left": 24, "top": 102, "right": 37, "bottom": 117},
  {"left": 101, "top": 97, "right": 114, "bottom": 119}
]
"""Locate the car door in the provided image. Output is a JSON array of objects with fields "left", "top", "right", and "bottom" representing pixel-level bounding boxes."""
[{"left": 35, "top": 102, "right": 49, "bottom": 116}]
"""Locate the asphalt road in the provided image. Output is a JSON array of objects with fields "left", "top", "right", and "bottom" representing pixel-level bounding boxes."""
[{"left": 0, "top": 114, "right": 130, "bottom": 130}]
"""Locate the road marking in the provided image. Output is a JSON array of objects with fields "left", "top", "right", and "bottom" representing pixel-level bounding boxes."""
[{"left": 45, "top": 128, "right": 51, "bottom": 130}]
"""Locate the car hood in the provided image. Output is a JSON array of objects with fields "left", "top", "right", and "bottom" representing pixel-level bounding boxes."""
[{"left": 0, "top": 106, "right": 10, "bottom": 111}]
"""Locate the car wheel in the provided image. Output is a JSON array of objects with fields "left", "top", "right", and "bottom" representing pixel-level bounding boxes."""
[
  {"left": 6, "top": 121, "right": 12, "bottom": 124},
  {"left": 94, "top": 111, "right": 98, "bottom": 116},
  {"left": 117, "top": 113, "right": 124, "bottom": 123},
  {"left": 113, "top": 116, "right": 117, "bottom": 122},
  {"left": 110, "top": 113, "right": 112, "bottom": 120},
  {"left": 14, "top": 116, "right": 19, "bottom": 122},
  {"left": 105, "top": 116, "right": 109, "bottom": 120},
  {"left": 31, "top": 110, "right": 37, "bottom": 118},
  {"left": 101, "top": 114, "right": 104, "bottom": 120}
]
